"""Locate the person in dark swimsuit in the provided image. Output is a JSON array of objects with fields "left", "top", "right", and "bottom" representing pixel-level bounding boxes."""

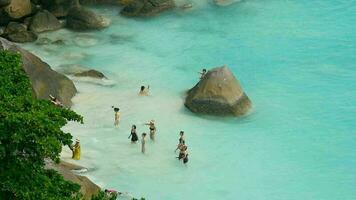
[
  {"left": 128, "top": 125, "right": 138, "bottom": 143},
  {"left": 175, "top": 131, "right": 185, "bottom": 152}
]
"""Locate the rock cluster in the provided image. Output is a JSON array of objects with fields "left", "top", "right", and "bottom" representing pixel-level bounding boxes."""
[{"left": 0, "top": 0, "right": 109, "bottom": 43}]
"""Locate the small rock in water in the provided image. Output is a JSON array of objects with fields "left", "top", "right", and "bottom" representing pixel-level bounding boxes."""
[
  {"left": 213, "top": 0, "right": 241, "bottom": 6},
  {"left": 36, "top": 37, "right": 52, "bottom": 45},
  {"left": 74, "top": 34, "right": 99, "bottom": 47},
  {"left": 180, "top": 3, "right": 193, "bottom": 10}
]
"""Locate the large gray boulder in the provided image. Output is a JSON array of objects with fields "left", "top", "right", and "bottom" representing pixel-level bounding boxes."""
[
  {"left": 29, "top": 10, "right": 62, "bottom": 33},
  {"left": 0, "top": 37, "right": 77, "bottom": 106},
  {"left": 120, "top": 0, "right": 175, "bottom": 17},
  {"left": 185, "top": 65, "right": 252, "bottom": 116},
  {"left": 66, "top": 6, "right": 110, "bottom": 30}
]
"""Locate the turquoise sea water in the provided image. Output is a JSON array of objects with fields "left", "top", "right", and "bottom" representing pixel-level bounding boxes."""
[{"left": 23, "top": 0, "right": 356, "bottom": 199}]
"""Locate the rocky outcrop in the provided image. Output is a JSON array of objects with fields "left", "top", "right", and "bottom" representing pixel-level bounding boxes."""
[
  {"left": 185, "top": 65, "right": 252, "bottom": 116},
  {"left": 3, "top": 0, "right": 32, "bottom": 19},
  {"left": 4, "top": 22, "right": 38, "bottom": 43},
  {"left": 0, "top": 37, "right": 77, "bottom": 106},
  {"left": 120, "top": 0, "right": 175, "bottom": 17},
  {"left": 66, "top": 6, "right": 110, "bottom": 30},
  {"left": 29, "top": 10, "right": 62, "bottom": 33},
  {"left": 45, "top": 160, "right": 101, "bottom": 200}
]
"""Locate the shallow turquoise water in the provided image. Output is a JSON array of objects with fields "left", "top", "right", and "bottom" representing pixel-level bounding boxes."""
[{"left": 23, "top": 0, "right": 356, "bottom": 199}]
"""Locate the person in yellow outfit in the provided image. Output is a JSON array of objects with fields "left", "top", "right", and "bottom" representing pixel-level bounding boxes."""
[{"left": 72, "top": 139, "right": 81, "bottom": 160}]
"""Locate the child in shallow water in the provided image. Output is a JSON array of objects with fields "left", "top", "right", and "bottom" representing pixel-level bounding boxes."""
[
  {"left": 139, "top": 85, "right": 150, "bottom": 96},
  {"left": 112, "top": 107, "right": 120, "bottom": 126},
  {"left": 141, "top": 133, "right": 147, "bottom": 154}
]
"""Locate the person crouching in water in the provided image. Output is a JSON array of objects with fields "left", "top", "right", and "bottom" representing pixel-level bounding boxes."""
[
  {"left": 128, "top": 125, "right": 139, "bottom": 143},
  {"left": 112, "top": 106, "right": 120, "bottom": 126},
  {"left": 141, "top": 133, "right": 147, "bottom": 154},
  {"left": 139, "top": 85, "right": 150, "bottom": 96},
  {"left": 175, "top": 131, "right": 185, "bottom": 152},
  {"left": 145, "top": 120, "right": 156, "bottom": 141}
]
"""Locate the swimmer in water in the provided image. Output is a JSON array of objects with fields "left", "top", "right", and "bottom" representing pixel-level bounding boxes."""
[
  {"left": 128, "top": 125, "right": 139, "bottom": 143},
  {"left": 141, "top": 133, "right": 147, "bottom": 154},
  {"left": 139, "top": 85, "right": 150, "bottom": 96},
  {"left": 112, "top": 106, "right": 120, "bottom": 126},
  {"left": 145, "top": 120, "right": 156, "bottom": 141},
  {"left": 175, "top": 131, "right": 185, "bottom": 152}
]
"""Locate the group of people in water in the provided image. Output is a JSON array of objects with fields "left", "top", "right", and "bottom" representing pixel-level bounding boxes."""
[{"left": 112, "top": 82, "right": 194, "bottom": 164}]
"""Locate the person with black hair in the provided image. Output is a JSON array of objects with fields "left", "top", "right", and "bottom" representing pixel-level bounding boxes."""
[
  {"left": 139, "top": 85, "right": 150, "bottom": 96},
  {"left": 112, "top": 106, "right": 120, "bottom": 126},
  {"left": 128, "top": 125, "right": 139, "bottom": 143}
]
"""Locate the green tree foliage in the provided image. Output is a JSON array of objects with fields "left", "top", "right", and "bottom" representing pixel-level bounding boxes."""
[{"left": 0, "top": 50, "right": 84, "bottom": 199}]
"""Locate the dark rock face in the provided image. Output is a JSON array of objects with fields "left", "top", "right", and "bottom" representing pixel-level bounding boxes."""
[
  {"left": 29, "top": 10, "right": 62, "bottom": 33},
  {"left": 185, "top": 65, "right": 252, "bottom": 116},
  {"left": 0, "top": 0, "right": 11, "bottom": 7},
  {"left": 0, "top": 37, "right": 77, "bottom": 106},
  {"left": 4, "top": 22, "right": 38, "bottom": 43},
  {"left": 74, "top": 69, "right": 106, "bottom": 79},
  {"left": 39, "top": 0, "right": 74, "bottom": 17},
  {"left": 120, "top": 0, "right": 175, "bottom": 17},
  {"left": 45, "top": 160, "right": 101, "bottom": 200},
  {"left": 66, "top": 6, "right": 109, "bottom": 30}
]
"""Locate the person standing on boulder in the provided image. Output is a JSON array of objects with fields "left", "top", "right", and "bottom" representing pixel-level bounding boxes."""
[
  {"left": 113, "top": 106, "right": 120, "bottom": 126},
  {"left": 199, "top": 68, "right": 207, "bottom": 79},
  {"left": 145, "top": 120, "right": 156, "bottom": 141},
  {"left": 141, "top": 133, "right": 147, "bottom": 154},
  {"left": 128, "top": 125, "right": 139, "bottom": 143}
]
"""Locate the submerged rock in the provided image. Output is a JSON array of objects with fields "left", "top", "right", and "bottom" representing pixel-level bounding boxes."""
[
  {"left": 213, "top": 0, "right": 241, "bottom": 7},
  {"left": 66, "top": 6, "right": 110, "bottom": 30},
  {"left": 73, "top": 34, "right": 98, "bottom": 47},
  {"left": 29, "top": 10, "right": 62, "bottom": 33},
  {"left": 0, "top": 37, "right": 77, "bottom": 106},
  {"left": 120, "top": 0, "right": 175, "bottom": 17},
  {"left": 185, "top": 65, "right": 252, "bottom": 116},
  {"left": 45, "top": 160, "right": 100, "bottom": 200}
]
